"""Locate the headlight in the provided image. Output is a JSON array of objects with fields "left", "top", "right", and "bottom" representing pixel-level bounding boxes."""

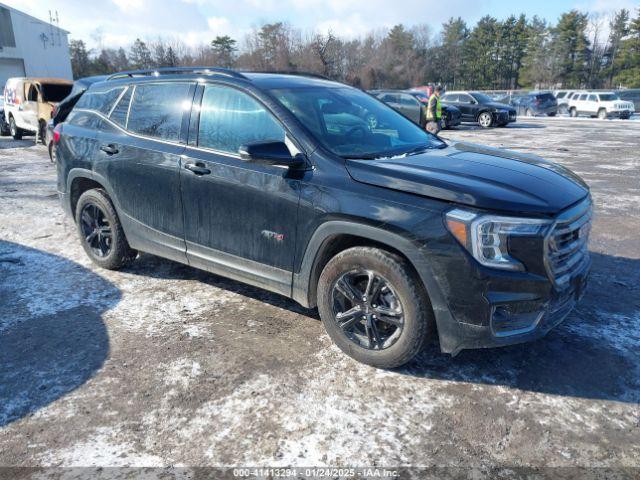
[{"left": 445, "top": 209, "right": 551, "bottom": 271}]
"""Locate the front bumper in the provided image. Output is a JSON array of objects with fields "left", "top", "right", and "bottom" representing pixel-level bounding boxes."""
[{"left": 607, "top": 110, "right": 632, "bottom": 118}]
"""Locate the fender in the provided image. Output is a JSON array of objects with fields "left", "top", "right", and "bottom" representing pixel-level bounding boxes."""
[
  {"left": 66, "top": 168, "right": 122, "bottom": 215},
  {"left": 291, "top": 220, "right": 463, "bottom": 353}
]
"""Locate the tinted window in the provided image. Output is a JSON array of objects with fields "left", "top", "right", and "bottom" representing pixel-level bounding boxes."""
[
  {"left": 598, "top": 93, "right": 619, "bottom": 101},
  {"left": 557, "top": 92, "right": 567, "bottom": 99},
  {"left": 588, "top": 94, "right": 597, "bottom": 101},
  {"left": 271, "top": 86, "right": 445, "bottom": 158},
  {"left": 536, "top": 93, "right": 555, "bottom": 101},
  {"left": 109, "top": 87, "right": 132, "bottom": 127},
  {"left": 380, "top": 93, "right": 398, "bottom": 103},
  {"left": 198, "top": 85, "right": 285, "bottom": 154},
  {"left": 459, "top": 94, "right": 475, "bottom": 104},
  {"left": 400, "top": 94, "right": 418, "bottom": 106},
  {"left": 127, "top": 83, "right": 191, "bottom": 142},
  {"left": 66, "top": 110, "right": 102, "bottom": 129},
  {"left": 441, "top": 94, "right": 458, "bottom": 103},
  {"left": 76, "top": 86, "right": 126, "bottom": 115},
  {"left": 579, "top": 94, "right": 588, "bottom": 101}
]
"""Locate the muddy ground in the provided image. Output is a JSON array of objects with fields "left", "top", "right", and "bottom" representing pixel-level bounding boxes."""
[{"left": 0, "top": 117, "right": 639, "bottom": 476}]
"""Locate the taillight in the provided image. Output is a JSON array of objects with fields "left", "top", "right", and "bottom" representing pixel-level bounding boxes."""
[{"left": 53, "top": 124, "right": 62, "bottom": 144}]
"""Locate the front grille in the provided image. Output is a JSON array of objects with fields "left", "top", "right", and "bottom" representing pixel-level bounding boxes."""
[{"left": 545, "top": 198, "right": 592, "bottom": 287}]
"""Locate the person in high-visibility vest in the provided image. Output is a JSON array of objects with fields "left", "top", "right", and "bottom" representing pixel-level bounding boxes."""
[{"left": 426, "top": 85, "right": 443, "bottom": 135}]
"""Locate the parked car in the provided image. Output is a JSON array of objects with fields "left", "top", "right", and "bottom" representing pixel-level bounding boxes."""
[
  {"left": 616, "top": 89, "right": 640, "bottom": 113},
  {"left": 553, "top": 90, "right": 577, "bottom": 113},
  {"left": 440, "top": 91, "right": 516, "bottom": 128},
  {"left": 0, "top": 97, "right": 10, "bottom": 136},
  {"left": 568, "top": 91, "right": 634, "bottom": 119},
  {"left": 46, "top": 75, "right": 108, "bottom": 162},
  {"left": 3, "top": 77, "right": 73, "bottom": 142},
  {"left": 370, "top": 89, "right": 461, "bottom": 129},
  {"left": 512, "top": 91, "right": 558, "bottom": 117},
  {"left": 56, "top": 67, "right": 591, "bottom": 368}
]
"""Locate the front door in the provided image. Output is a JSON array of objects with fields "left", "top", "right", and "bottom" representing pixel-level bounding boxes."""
[
  {"left": 180, "top": 83, "right": 301, "bottom": 296},
  {"left": 457, "top": 93, "right": 477, "bottom": 121},
  {"left": 20, "top": 82, "right": 39, "bottom": 131}
]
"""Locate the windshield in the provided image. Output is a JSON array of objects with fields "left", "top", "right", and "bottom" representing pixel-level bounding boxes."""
[
  {"left": 598, "top": 93, "right": 620, "bottom": 101},
  {"left": 269, "top": 86, "right": 445, "bottom": 159},
  {"left": 470, "top": 92, "right": 494, "bottom": 104},
  {"left": 40, "top": 83, "right": 73, "bottom": 102}
]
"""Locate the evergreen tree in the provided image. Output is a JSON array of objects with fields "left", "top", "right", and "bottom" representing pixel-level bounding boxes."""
[
  {"left": 69, "top": 39, "right": 91, "bottom": 79},
  {"left": 613, "top": 8, "right": 640, "bottom": 87},
  {"left": 605, "top": 9, "right": 631, "bottom": 87},
  {"left": 519, "top": 17, "right": 553, "bottom": 88},
  {"left": 550, "top": 10, "right": 590, "bottom": 87},
  {"left": 129, "top": 38, "right": 153, "bottom": 69},
  {"left": 211, "top": 36, "right": 237, "bottom": 68}
]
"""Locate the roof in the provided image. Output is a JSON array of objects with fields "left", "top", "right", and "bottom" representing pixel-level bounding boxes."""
[{"left": 0, "top": 2, "right": 70, "bottom": 34}]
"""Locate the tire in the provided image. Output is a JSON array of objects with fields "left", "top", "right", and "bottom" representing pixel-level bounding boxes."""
[
  {"left": 38, "top": 120, "right": 47, "bottom": 145},
  {"left": 48, "top": 141, "right": 55, "bottom": 163},
  {"left": 317, "top": 246, "right": 434, "bottom": 368},
  {"left": 526, "top": 108, "right": 533, "bottom": 117},
  {"left": 75, "top": 188, "right": 136, "bottom": 270},
  {"left": 548, "top": 112, "right": 556, "bottom": 117},
  {"left": 597, "top": 108, "right": 607, "bottom": 120},
  {"left": 477, "top": 111, "right": 493, "bottom": 128},
  {"left": 569, "top": 107, "right": 578, "bottom": 118},
  {"left": 9, "top": 116, "right": 22, "bottom": 140}
]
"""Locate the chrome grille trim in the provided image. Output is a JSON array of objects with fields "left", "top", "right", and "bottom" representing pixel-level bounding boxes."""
[{"left": 545, "top": 197, "right": 592, "bottom": 287}]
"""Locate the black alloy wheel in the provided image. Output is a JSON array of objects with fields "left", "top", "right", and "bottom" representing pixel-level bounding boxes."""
[
  {"left": 80, "top": 203, "right": 113, "bottom": 258},
  {"left": 330, "top": 269, "right": 404, "bottom": 350}
]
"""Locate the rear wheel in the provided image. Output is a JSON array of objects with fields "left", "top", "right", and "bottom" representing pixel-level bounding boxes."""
[
  {"left": 478, "top": 112, "right": 493, "bottom": 128},
  {"left": 525, "top": 108, "right": 533, "bottom": 117},
  {"left": 75, "top": 189, "right": 136, "bottom": 270},
  {"left": 38, "top": 120, "right": 47, "bottom": 145},
  {"left": 48, "top": 141, "right": 55, "bottom": 163},
  {"left": 570, "top": 107, "right": 578, "bottom": 118},
  {"left": 317, "top": 247, "right": 433, "bottom": 368},
  {"left": 548, "top": 112, "right": 556, "bottom": 117},
  {"left": 9, "top": 116, "right": 22, "bottom": 140}
]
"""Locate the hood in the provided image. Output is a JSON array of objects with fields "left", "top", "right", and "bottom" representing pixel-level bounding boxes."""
[
  {"left": 485, "top": 101, "right": 515, "bottom": 111},
  {"left": 345, "top": 142, "right": 589, "bottom": 215}
]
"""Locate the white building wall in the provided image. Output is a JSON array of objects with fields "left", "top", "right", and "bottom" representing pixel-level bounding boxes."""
[{"left": 0, "top": 3, "right": 72, "bottom": 89}]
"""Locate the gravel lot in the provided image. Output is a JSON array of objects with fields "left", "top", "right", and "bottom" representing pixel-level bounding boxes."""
[{"left": 1, "top": 117, "right": 639, "bottom": 475}]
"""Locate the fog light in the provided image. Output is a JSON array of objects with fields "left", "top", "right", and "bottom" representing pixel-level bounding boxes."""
[{"left": 491, "top": 302, "right": 544, "bottom": 337}]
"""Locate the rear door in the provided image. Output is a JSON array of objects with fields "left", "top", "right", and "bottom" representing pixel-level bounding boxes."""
[
  {"left": 457, "top": 94, "right": 476, "bottom": 121},
  {"left": 398, "top": 93, "right": 421, "bottom": 124},
  {"left": 586, "top": 94, "right": 598, "bottom": 114},
  {"left": 179, "top": 83, "right": 301, "bottom": 296},
  {"left": 94, "top": 81, "right": 195, "bottom": 263}
]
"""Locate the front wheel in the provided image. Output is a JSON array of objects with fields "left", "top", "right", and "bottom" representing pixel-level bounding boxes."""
[
  {"left": 317, "top": 247, "right": 433, "bottom": 368},
  {"left": 597, "top": 109, "right": 607, "bottom": 120},
  {"left": 75, "top": 188, "right": 137, "bottom": 270},
  {"left": 570, "top": 107, "right": 578, "bottom": 118},
  {"left": 477, "top": 112, "right": 493, "bottom": 128},
  {"left": 9, "top": 117, "right": 22, "bottom": 140}
]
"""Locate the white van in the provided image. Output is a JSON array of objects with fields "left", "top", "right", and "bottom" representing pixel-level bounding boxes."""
[{"left": 3, "top": 77, "right": 73, "bottom": 141}]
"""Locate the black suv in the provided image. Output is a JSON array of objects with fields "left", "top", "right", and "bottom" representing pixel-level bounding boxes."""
[
  {"left": 440, "top": 91, "right": 517, "bottom": 128},
  {"left": 370, "top": 89, "right": 462, "bottom": 129},
  {"left": 56, "top": 68, "right": 592, "bottom": 368}
]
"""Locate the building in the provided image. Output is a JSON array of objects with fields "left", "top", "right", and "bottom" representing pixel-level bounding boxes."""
[{"left": 0, "top": 3, "right": 72, "bottom": 89}]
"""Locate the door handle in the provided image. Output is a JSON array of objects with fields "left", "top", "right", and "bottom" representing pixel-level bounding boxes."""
[
  {"left": 100, "top": 144, "right": 119, "bottom": 155},
  {"left": 184, "top": 162, "right": 211, "bottom": 176}
]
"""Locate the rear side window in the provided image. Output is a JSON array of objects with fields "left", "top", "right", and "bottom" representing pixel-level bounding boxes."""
[
  {"left": 127, "top": 83, "right": 191, "bottom": 142},
  {"left": 442, "top": 94, "right": 458, "bottom": 102},
  {"left": 198, "top": 85, "right": 285, "bottom": 154},
  {"left": 557, "top": 92, "right": 566, "bottom": 99},
  {"left": 109, "top": 87, "right": 132, "bottom": 127},
  {"left": 579, "top": 94, "right": 588, "bottom": 101},
  {"left": 588, "top": 94, "right": 597, "bottom": 101},
  {"left": 536, "top": 93, "right": 555, "bottom": 101},
  {"left": 75, "top": 86, "right": 125, "bottom": 115}
]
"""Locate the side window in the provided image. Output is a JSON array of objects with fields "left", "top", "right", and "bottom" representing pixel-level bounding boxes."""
[
  {"left": 66, "top": 110, "right": 102, "bottom": 129},
  {"left": 579, "top": 94, "right": 588, "bottom": 101},
  {"left": 442, "top": 94, "right": 458, "bottom": 103},
  {"left": 400, "top": 94, "right": 418, "bottom": 106},
  {"left": 459, "top": 94, "right": 473, "bottom": 104},
  {"left": 588, "top": 94, "right": 597, "bottom": 102},
  {"left": 127, "top": 83, "right": 192, "bottom": 142},
  {"left": 198, "top": 85, "right": 285, "bottom": 154},
  {"left": 75, "top": 86, "right": 126, "bottom": 115},
  {"left": 109, "top": 87, "right": 132, "bottom": 127},
  {"left": 26, "top": 84, "right": 38, "bottom": 102}
]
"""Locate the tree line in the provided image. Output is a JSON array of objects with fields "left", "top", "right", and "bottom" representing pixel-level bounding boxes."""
[{"left": 70, "top": 8, "right": 640, "bottom": 90}]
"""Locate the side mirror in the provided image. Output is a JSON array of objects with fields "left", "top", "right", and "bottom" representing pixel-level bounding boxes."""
[{"left": 239, "top": 141, "right": 305, "bottom": 168}]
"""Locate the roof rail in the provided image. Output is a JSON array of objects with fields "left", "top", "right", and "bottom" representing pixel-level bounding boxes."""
[
  {"left": 106, "top": 66, "right": 248, "bottom": 81},
  {"left": 243, "top": 70, "right": 332, "bottom": 81}
]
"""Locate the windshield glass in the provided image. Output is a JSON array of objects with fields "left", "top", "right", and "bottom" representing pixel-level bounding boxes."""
[
  {"left": 470, "top": 92, "right": 494, "bottom": 103},
  {"left": 598, "top": 93, "right": 620, "bottom": 101},
  {"left": 269, "top": 86, "right": 445, "bottom": 159},
  {"left": 40, "top": 83, "right": 73, "bottom": 102}
]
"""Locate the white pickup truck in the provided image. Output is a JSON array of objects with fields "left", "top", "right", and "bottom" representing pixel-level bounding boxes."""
[{"left": 568, "top": 91, "right": 635, "bottom": 119}]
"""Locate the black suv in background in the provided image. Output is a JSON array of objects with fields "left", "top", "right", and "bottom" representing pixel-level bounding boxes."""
[
  {"left": 511, "top": 91, "right": 558, "bottom": 117},
  {"left": 441, "top": 91, "right": 516, "bottom": 128},
  {"left": 56, "top": 68, "right": 591, "bottom": 368},
  {"left": 370, "top": 89, "right": 462, "bottom": 129}
]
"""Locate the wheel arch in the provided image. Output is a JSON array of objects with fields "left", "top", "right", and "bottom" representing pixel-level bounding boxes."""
[
  {"left": 67, "top": 169, "right": 116, "bottom": 221},
  {"left": 292, "top": 221, "right": 460, "bottom": 352}
]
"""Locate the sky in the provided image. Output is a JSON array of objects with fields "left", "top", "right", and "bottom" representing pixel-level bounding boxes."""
[{"left": 5, "top": 0, "right": 639, "bottom": 50}]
